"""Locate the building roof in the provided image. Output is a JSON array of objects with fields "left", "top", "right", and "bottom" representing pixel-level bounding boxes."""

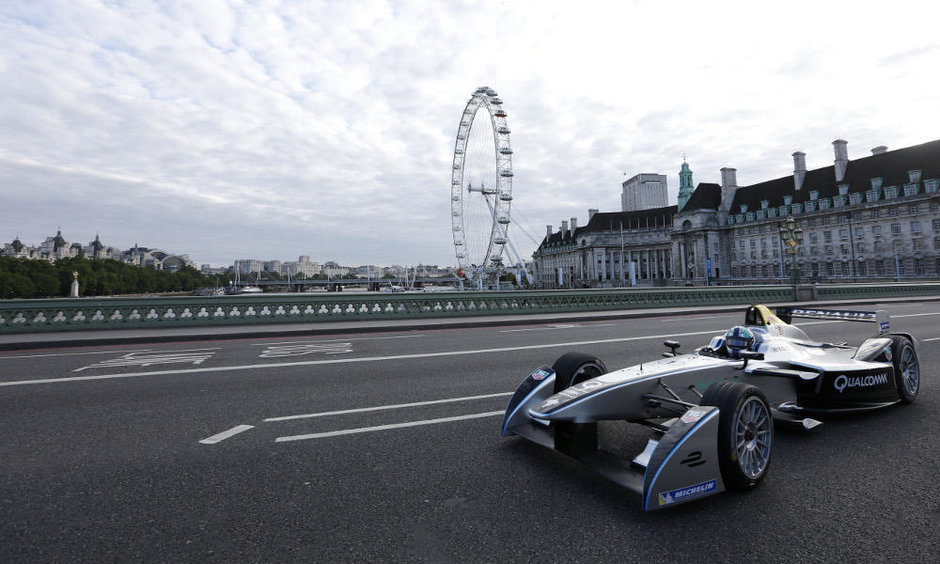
[
  {"left": 682, "top": 183, "right": 722, "bottom": 211},
  {"left": 730, "top": 139, "right": 940, "bottom": 212},
  {"left": 541, "top": 206, "right": 677, "bottom": 246}
]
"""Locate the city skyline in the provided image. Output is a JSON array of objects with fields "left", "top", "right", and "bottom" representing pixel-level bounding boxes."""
[{"left": 2, "top": 1, "right": 939, "bottom": 266}]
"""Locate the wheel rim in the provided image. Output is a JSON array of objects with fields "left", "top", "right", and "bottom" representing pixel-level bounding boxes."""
[
  {"left": 734, "top": 396, "right": 772, "bottom": 478},
  {"left": 900, "top": 345, "right": 919, "bottom": 396},
  {"left": 573, "top": 363, "right": 603, "bottom": 384}
]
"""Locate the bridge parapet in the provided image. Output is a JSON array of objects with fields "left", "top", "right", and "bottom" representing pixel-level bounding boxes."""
[{"left": 1, "top": 284, "right": 938, "bottom": 334}]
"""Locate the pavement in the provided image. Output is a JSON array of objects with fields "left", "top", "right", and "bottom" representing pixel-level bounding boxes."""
[{"left": 2, "top": 294, "right": 939, "bottom": 351}]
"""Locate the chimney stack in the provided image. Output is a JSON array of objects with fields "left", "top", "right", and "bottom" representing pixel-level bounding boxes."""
[
  {"left": 833, "top": 139, "right": 848, "bottom": 182},
  {"left": 719, "top": 167, "right": 737, "bottom": 214},
  {"left": 792, "top": 151, "right": 807, "bottom": 191},
  {"left": 871, "top": 145, "right": 888, "bottom": 155},
  {"left": 570, "top": 217, "right": 577, "bottom": 231},
  {"left": 546, "top": 225, "right": 553, "bottom": 238},
  {"left": 561, "top": 220, "right": 569, "bottom": 235},
  {"left": 588, "top": 208, "right": 599, "bottom": 220}
]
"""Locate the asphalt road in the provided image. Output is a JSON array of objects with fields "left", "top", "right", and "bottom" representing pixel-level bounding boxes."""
[{"left": 1, "top": 302, "right": 939, "bottom": 562}]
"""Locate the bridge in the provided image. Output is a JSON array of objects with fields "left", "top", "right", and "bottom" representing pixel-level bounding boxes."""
[{"left": 226, "top": 276, "right": 459, "bottom": 292}]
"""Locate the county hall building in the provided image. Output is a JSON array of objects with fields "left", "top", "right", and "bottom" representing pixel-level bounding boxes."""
[{"left": 533, "top": 138, "right": 940, "bottom": 288}]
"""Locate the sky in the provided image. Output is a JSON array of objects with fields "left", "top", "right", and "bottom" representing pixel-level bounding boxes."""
[{"left": 2, "top": 0, "right": 939, "bottom": 267}]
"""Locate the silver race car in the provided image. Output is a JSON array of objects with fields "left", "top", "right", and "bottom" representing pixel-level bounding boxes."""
[{"left": 500, "top": 305, "right": 920, "bottom": 511}]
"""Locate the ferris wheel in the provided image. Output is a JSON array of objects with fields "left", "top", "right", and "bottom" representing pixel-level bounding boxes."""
[{"left": 451, "top": 86, "right": 513, "bottom": 287}]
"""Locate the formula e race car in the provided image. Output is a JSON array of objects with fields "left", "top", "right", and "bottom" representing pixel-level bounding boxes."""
[{"left": 500, "top": 305, "right": 921, "bottom": 511}]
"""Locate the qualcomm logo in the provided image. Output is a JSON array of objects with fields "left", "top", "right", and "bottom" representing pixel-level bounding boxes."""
[{"left": 833, "top": 373, "right": 888, "bottom": 393}]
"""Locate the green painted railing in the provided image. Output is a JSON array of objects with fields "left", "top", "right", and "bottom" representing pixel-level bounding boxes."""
[{"left": 0, "top": 283, "right": 936, "bottom": 334}]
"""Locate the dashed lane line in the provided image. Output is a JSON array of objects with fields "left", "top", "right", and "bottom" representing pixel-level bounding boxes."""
[
  {"left": 275, "top": 411, "right": 505, "bottom": 442},
  {"left": 249, "top": 334, "right": 424, "bottom": 346},
  {"left": 199, "top": 425, "right": 255, "bottom": 444},
  {"left": 263, "top": 392, "right": 513, "bottom": 422},
  {"left": 0, "top": 320, "right": 848, "bottom": 388}
]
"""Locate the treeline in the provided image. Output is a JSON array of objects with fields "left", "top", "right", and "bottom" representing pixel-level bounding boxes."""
[{"left": 0, "top": 256, "right": 225, "bottom": 299}]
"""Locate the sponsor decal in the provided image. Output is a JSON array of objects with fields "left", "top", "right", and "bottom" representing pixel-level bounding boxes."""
[
  {"left": 833, "top": 372, "right": 889, "bottom": 393},
  {"left": 680, "top": 407, "right": 710, "bottom": 424},
  {"left": 791, "top": 309, "right": 876, "bottom": 322},
  {"left": 880, "top": 321, "right": 890, "bottom": 332},
  {"left": 530, "top": 368, "right": 552, "bottom": 381},
  {"left": 658, "top": 479, "right": 717, "bottom": 506}
]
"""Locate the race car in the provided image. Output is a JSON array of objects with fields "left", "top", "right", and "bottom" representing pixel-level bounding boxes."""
[{"left": 500, "top": 305, "right": 920, "bottom": 511}]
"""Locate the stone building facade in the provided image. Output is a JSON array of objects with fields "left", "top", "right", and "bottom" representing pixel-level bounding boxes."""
[{"left": 534, "top": 138, "right": 940, "bottom": 287}]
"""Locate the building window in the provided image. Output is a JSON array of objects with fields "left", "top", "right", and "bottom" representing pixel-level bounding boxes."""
[
  {"left": 820, "top": 199, "right": 831, "bottom": 209},
  {"left": 807, "top": 218, "right": 816, "bottom": 227},
  {"left": 826, "top": 246, "right": 833, "bottom": 255},
  {"left": 809, "top": 232, "right": 818, "bottom": 243},
  {"left": 912, "top": 221, "right": 922, "bottom": 233},
  {"left": 805, "top": 201, "right": 816, "bottom": 212},
  {"left": 913, "top": 239, "right": 925, "bottom": 250},
  {"left": 872, "top": 225, "right": 882, "bottom": 236},
  {"left": 826, "top": 262, "right": 834, "bottom": 276},
  {"left": 824, "top": 231, "right": 832, "bottom": 243},
  {"left": 839, "top": 228, "right": 848, "bottom": 240},
  {"left": 810, "top": 190, "right": 819, "bottom": 200},
  {"left": 891, "top": 223, "right": 902, "bottom": 235},
  {"left": 858, "top": 261, "right": 867, "bottom": 276},
  {"left": 792, "top": 203, "right": 803, "bottom": 214},
  {"left": 871, "top": 209, "right": 881, "bottom": 219},
  {"left": 904, "top": 184, "right": 918, "bottom": 197},
  {"left": 822, "top": 217, "right": 831, "bottom": 226},
  {"left": 849, "top": 193, "right": 862, "bottom": 205},
  {"left": 857, "top": 243, "right": 866, "bottom": 253},
  {"left": 841, "top": 243, "right": 849, "bottom": 255},
  {"left": 909, "top": 170, "right": 922, "bottom": 184},
  {"left": 867, "top": 190, "right": 880, "bottom": 203},
  {"left": 926, "top": 179, "right": 939, "bottom": 193},
  {"left": 890, "top": 208, "right": 899, "bottom": 217},
  {"left": 885, "top": 186, "right": 899, "bottom": 199},
  {"left": 871, "top": 177, "right": 883, "bottom": 190},
  {"left": 910, "top": 204, "right": 919, "bottom": 214},
  {"left": 876, "top": 260, "right": 885, "bottom": 276},
  {"left": 916, "top": 259, "right": 925, "bottom": 275},
  {"left": 811, "top": 246, "right": 819, "bottom": 256},
  {"left": 773, "top": 249, "right": 779, "bottom": 258},
  {"left": 855, "top": 227, "right": 864, "bottom": 238}
]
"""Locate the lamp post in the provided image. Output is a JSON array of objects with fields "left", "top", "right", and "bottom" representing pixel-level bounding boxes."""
[{"left": 779, "top": 217, "right": 804, "bottom": 285}]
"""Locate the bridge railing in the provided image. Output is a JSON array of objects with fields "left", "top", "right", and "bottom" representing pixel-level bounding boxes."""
[{"left": 1, "top": 284, "right": 937, "bottom": 334}]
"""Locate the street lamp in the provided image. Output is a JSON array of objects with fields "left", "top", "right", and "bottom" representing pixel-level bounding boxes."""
[{"left": 779, "top": 217, "right": 804, "bottom": 285}]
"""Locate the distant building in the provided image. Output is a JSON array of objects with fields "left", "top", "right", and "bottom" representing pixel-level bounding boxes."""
[
  {"left": 535, "top": 138, "right": 940, "bottom": 287},
  {"left": 2, "top": 231, "right": 193, "bottom": 270},
  {"left": 622, "top": 173, "right": 668, "bottom": 212}
]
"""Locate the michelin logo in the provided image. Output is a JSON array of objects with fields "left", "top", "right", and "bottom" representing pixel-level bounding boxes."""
[
  {"left": 833, "top": 373, "right": 888, "bottom": 393},
  {"left": 658, "top": 479, "right": 717, "bottom": 506}
]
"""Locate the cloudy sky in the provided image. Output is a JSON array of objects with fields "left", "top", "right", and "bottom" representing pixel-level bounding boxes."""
[{"left": 2, "top": 1, "right": 939, "bottom": 267}]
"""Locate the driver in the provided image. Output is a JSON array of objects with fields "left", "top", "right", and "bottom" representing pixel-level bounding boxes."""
[{"left": 724, "top": 326, "right": 756, "bottom": 358}]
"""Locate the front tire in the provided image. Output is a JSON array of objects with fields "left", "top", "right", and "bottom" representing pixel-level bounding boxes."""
[
  {"left": 551, "top": 352, "right": 607, "bottom": 455},
  {"left": 891, "top": 336, "right": 919, "bottom": 403},
  {"left": 701, "top": 382, "right": 773, "bottom": 491},
  {"left": 552, "top": 352, "right": 607, "bottom": 394}
]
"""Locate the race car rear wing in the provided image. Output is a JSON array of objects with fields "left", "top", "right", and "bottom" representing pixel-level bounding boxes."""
[{"left": 775, "top": 307, "right": 890, "bottom": 334}]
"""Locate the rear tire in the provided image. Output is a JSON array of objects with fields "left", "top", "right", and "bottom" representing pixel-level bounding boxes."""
[
  {"left": 890, "top": 336, "right": 919, "bottom": 403},
  {"left": 701, "top": 382, "right": 773, "bottom": 491}
]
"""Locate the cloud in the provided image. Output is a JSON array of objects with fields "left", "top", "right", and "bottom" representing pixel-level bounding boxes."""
[{"left": 1, "top": 0, "right": 939, "bottom": 267}]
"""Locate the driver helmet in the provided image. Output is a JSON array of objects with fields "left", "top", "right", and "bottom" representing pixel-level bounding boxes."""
[{"left": 724, "top": 326, "right": 755, "bottom": 358}]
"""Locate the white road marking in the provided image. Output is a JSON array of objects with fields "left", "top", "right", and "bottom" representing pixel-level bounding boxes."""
[
  {"left": 250, "top": 335, "right": 424, "bottom": 346},
  {"left": 922, "top": 337, "right": 940, "bottom": 342},
  {"left": 264, "top": 392, "right": 513, "bottom": 422},
  {"left": 74, "top": 348, "right": 219, "bottom": 372},
  {"left": 199, "top": 424, "right": 254, "bottom": 444},
  {"left": 259, "top": 342, "right": 353, "bottom": 358},
  {"left": 893, "top": 313, "right": 940, "bottom": 318},
  {"left": 0, "top": 348, "right": 153, "bottom": 359},
  {"left": 500, "top": 323, "right": 614, "bottom": 333},
  {"left": 275, "top": 411, "right": 504, "bottom": 442},
  {"left": 0, "top": 320, "right": 857, "bottom": 387}
]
